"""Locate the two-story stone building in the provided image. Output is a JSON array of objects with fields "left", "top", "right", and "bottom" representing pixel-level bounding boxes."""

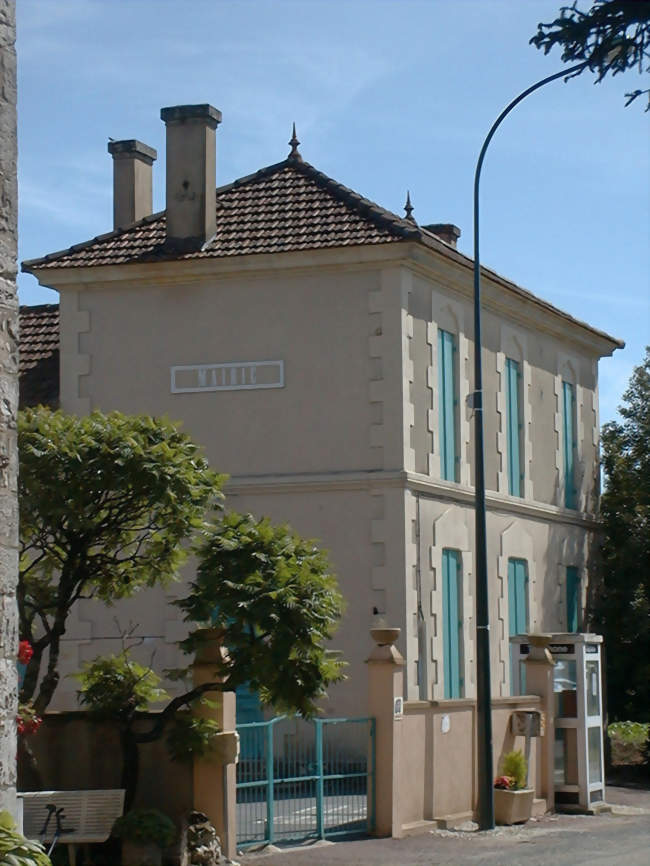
[{"left": 22, "top": 104, "right": 622, "bottom": 717}]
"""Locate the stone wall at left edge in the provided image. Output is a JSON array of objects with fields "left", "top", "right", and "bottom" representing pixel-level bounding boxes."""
[{"left": 0, "top": 0, "right": 18, "bottom": 818}]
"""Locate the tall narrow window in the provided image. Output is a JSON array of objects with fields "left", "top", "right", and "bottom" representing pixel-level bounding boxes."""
[
  {"left": 508, "top": 558, "right": 529, "bottom": 691},
  {"left": 505, "top": 358, "right": 522, "bottom": 497},
  {"left": 566, "top": 566, "right": 580, "bottom": 633},
  {"left": 562, "top": 381, "right": 577, "bottom": 509},
  {"left": 442, "top": 549, "right": 464, "bottom": 699},
  {"left": 438, "top": 329, "right": 458, "bottom": 482}
]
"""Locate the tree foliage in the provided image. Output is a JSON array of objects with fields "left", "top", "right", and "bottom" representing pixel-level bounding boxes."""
[
  {"left": 178, "top": 512, "right": 346, "bottom": 717},
  {"left": 530, "top": 1, "right": 650, "bottom": 108},
  {"left": 76, "top": 652, "right": 168, "bottom": 721},
  {"left": 76, "top": 511, "right": 345, "bottom": 807},
  {"left": 18, "top": 408, "right": 223, "bottom": 713},
  {"left": 0, "top": 811, "right": 51, "bottom": 866},
  {"left": 592, "top": 348, "right": 650, "bottom": 720}
]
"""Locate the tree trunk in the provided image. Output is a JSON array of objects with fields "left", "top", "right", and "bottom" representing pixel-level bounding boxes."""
[
  {"left": 34, "top": 628, "right": 63, "bottom": 714},
  {"left": 0, "top": 0, "right": 18, "bottom": 817},
  {"left": 121, "top": 726, "right": 140, "bottom": 812},
  {"left": 17, "top": 736, "right": 43, "bottom": 791}
]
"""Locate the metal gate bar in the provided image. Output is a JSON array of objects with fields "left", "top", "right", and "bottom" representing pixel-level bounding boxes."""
[{"left": 236, "top": 715, "right": 375, "bottom": 849}]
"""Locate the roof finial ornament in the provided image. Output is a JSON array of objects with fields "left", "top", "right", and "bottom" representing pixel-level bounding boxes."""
[
  {"left": 288, "top": 122, "right": 302, "bottom": 161},
  {"left": 404, "top": 190, "right": 415, "bottom": 222}
]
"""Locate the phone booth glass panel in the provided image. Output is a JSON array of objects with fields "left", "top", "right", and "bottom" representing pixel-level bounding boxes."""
[{"left": 510, "top": 633, "right": 605, "bottom": 812}]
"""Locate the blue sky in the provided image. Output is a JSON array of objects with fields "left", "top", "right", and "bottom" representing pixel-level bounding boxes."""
[{"left": 17, "top": 0, "right": 649, "bottom": 424}]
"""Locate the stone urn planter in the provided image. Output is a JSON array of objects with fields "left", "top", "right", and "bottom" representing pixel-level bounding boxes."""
[
  {"left": 493, "top": 788, "right": 535, "bottom": 825},
  {"left": 121, "top": 839, "right": 163, "bottom": 866},
  {"left": 370, "top": 626, "right": 400, "bottom": 646},
  {"left": 113, "top": 808, "right": 176, "bottom": 866}
]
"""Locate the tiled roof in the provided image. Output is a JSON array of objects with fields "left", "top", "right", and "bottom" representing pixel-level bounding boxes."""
[
  {"left": 19, "top": 304, "right": 59, "bottom": 408},
  {"left": 19, "top": 154, "right": 623, "bottom": 351},
  {"left": 23, "top": 157, "right": 421, "bottom": 271}
]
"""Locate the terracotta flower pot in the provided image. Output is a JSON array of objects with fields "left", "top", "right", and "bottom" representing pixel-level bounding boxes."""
[{"left": 493, "top": 788, "right": 534, "bottom": 825}]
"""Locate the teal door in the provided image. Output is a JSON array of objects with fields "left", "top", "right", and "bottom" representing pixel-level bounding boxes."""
[
  {"left": 236, "top": 684, "right": 264, "bottom": 724},
  {"left": 442, "top": 549, "right": 463, "bottom": 699},
  {"left": 508, "top": 558, "right": 529, "bottom": 690},
  {"left": 211, "top": 606, "right": 264, "bottom": 724}
]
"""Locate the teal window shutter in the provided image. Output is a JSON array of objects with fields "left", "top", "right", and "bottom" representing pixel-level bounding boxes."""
[
  {"left": 438, "top": 329, "right": 458, "bottom": 482},
  {"left": 566, "top": 566, "right": 580, "bottom": 632},
  {"left": 562, "top": 381, "right": 577, "bottom": 509},
  {"left": 442, "top": 549, "right": 463, "bottom": 699},
  {"left": 508, "top": 558, "right": 529, "bottom": 690},
  {"left": 506, "top": 358, "right": 522, "bottom": 497}
]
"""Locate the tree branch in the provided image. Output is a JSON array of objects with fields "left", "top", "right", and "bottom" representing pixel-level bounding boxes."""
[{"left": 134, "top": 681, "right": 226, "bottom": 744}]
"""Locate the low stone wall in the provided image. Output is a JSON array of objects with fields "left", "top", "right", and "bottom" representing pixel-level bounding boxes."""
[
  {"left": 397, "top": 695, "right": 542, "bottom": 829},
  {"left": 19, "top": 712, "right": 193, "bottom": 827}
]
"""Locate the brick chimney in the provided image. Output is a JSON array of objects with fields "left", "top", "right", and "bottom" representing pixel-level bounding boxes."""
[
  {"left": 107, "top": 139, "right": 157, "bottom": 229},
  {"left": 423, "top": 223, "right": 461, "bottom": 248},
  {"left": 160, "top": 104, "right": 222, "bottom": 250}
]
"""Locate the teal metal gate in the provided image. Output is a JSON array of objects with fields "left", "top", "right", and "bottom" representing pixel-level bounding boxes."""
[{"left": 236, "top": 716, "right": 375, "bottom": 849}]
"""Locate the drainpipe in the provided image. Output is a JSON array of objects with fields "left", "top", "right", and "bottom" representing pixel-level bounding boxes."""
[{"left": 415, "top": 494, "right": 429, "bottom": 700}]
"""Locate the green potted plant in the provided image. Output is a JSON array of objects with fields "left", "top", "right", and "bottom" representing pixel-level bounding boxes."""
[
  {"left": 112, "top": 808, "right": 176, "bottom": 866},
  {"left": 0, "top": 811, "right": 51, "bottom": 866},
  {"left": 493, "top": 750, "right": 534, "bottom": 825}
]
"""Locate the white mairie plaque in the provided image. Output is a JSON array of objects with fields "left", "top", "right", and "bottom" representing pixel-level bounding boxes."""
[{"left": 171, "top": 361, "right": 284, "bottom": 394}]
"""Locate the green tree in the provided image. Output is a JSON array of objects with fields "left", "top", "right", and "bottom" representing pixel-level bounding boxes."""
[
  {"left": 179, "top": 512, "right": 346, "bottom": 716},
  {"left": 530, "top": 1, "right": 650, "bottom": 108},
  {"left": 591, "top": 349, "right": 650, "bottom": 720},
  {"left": 77, "top": 512, "right": 345, "bottom": 808},
  {"left": 18, "top": 408, "right": 223, "bottom": 714}
]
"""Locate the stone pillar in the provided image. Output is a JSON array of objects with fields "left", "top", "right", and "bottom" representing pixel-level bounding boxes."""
[
  {"left": 191, "top": 630, "right": 237, "bottom": 861},
  {"left": 0, "top": 0, "right": 18, "bottom": 819},
  {"left": 366, "top": 627, "right": 404, "bottom": 838},
  {"left": 524, "top": 634, "right": 555, "bottom": 812}
]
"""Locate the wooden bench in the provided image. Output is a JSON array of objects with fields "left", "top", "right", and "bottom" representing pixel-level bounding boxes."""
[{"left": 20, "top": 789, "right": 125, "bottom": 864}]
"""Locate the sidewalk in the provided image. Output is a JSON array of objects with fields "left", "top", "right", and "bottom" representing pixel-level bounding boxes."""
[{"left": 238, "top": 785, "right": 650, "bottom": 866}]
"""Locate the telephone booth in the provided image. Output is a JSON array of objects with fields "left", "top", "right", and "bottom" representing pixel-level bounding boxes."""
[{"left": 510, "top": 633, "right": 606, "bottom": 811}]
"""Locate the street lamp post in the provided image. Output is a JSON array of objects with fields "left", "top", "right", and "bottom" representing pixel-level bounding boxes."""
[{"left": 472, "top": 61, "right": 588, "bottom": 831}]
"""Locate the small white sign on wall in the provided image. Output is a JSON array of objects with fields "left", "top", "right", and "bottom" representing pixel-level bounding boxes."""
[{"left": 171, "top": 360, "right": 284, "bottom": 394}]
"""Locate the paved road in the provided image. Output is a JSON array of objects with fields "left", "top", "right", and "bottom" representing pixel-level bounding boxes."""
[
  {"left": 238, "top": 786, "right": 650, "bottom": 866},
  {"left": 237, "top": 793, "right": 366, "bottom": 844}
]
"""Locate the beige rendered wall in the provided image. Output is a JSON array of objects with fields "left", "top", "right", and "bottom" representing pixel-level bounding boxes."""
[
  {"left": 70, "top": 268, "right": 382, "bottom": 476},
  {"left": 47, "top": 243, "right": 610, "bottom": 718},
  {"left": 52, "top": 259, "right": 414, "bottom": 716},
  {"left": 400, "top": 260, "right": 603, "bottom": 701},
  {"left": 397, "top": 696, "right": 542, "bottom": 829},
  {"left": 407, "top": 269, "right": 601, "bottom": 511},
  {"left": 411, "top": 494, "right": 594, "bottom": 702}
]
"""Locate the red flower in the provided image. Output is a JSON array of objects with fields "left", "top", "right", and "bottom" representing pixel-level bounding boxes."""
[
  {"left": 494, "top": 775, "right": 514, "bottom": 790},
  {"left": 18, "top": 640, "right": 33, "bottom": 665},
  {"left": 17, "top": 702, "right": 41, "bottom": 737}
]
